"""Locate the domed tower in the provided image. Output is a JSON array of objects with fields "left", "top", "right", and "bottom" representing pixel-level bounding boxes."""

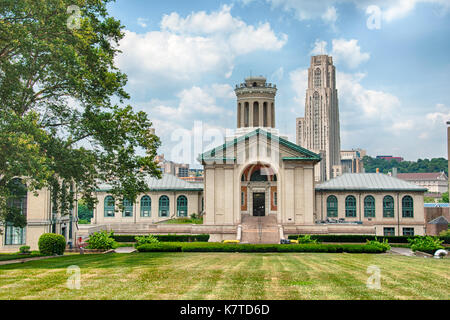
[{"left": 235, "top": 76, "right": 277, "bottom": 133}]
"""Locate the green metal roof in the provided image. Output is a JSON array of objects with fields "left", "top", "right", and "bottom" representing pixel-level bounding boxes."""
[
  {"left": 98, "top": 174, "right": 203, "bottom": 192},
  {"left": 199, "top": 128, "right": 321, "bottom": 163},
  {"left": 315, "top": 173, "right": 428, "bottom": 192}
]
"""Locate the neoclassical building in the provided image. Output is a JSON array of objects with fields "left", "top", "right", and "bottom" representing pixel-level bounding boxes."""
[{"left": 0, "top": 74, "right": 429, "bottom": 251}]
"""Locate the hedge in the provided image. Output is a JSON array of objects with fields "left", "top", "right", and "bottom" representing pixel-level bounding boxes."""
[
  {"left": 38, "top": 233, "right": 66, "bottom": 256},
  {"left": 112, "top": 234, "right": 210, "bottom": 243},
  {"left": 136, "top": 242, "right": 386, "bottom": 254},
  {"left": 287, "top": 234, "right": 450, "bottom": 244}
]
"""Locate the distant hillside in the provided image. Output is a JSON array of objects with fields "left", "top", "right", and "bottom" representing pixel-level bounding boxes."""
[{"left": 362, "top": 156, "right": 448, "bottom": 175}]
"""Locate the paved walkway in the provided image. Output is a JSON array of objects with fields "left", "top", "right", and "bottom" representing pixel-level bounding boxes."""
[
  {"left": 114, "top": 247, "right": 137, "bottom": 254},
  {"left": 0, "top": 255, "right": 64, "bottom": 266},
  {"left": 388, "top": 247, "right": 415, "bottom": 256}
]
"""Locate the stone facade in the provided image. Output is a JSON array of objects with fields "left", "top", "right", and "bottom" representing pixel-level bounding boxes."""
[
  {"left": 0, "top": 187, "right": 76, "bottom": 252},
  {"left": 296, "top": 55, "right": 341, "bottom": 182}
]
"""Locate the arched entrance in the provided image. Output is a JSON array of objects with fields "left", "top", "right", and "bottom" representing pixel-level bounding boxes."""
[{"left": 240, "top": 163, "right": 278, "bottom": 217}]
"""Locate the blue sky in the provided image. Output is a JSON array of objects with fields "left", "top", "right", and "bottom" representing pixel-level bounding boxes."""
[{"left": 107, "top": 0, "right": 450, "bottom": 165}]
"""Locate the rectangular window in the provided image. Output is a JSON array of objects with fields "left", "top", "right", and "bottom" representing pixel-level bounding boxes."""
[
  {"left": 402, "top": 228, "right": 415, "bottom": 236},
  {"left": 5, "top": 225, "right": 26, "bottom": 245},
  {"left": 383, "top": 227, "right": 395, "bottom": 236},
  {"left": 274, "top": 192, "right": 277, "bottom": 207},
  {"left": 241, "top": 192, "right": 245, "bottom": 206}
]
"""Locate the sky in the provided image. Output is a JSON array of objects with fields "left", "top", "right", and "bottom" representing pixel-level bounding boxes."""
[{"left": 106, "top": 0, "right": 450, "bottom": 166}]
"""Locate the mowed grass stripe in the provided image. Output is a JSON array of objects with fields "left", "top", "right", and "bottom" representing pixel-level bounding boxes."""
[{"left": 0, "top": 253, "right": 448, "bottom": 300}]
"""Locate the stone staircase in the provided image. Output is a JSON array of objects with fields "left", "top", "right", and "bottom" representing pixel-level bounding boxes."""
[{"left": 240, "top": 215, "right": 281, "bottom": 244}]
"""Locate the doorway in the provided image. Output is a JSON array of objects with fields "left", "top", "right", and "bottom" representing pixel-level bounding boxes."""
[{"left": 253, "top": 193, "right": 265, "bottom": 216}]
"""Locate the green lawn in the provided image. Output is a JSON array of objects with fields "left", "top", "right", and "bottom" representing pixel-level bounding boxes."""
[
  {"left": 0, "top": 252, "right": 448, "bottom": 300},
  {"left": 0, "top": 252, "right": 45, "bottom": 262}
]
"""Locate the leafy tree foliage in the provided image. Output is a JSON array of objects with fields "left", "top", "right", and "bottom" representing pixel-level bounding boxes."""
[
  {"left": 362, "top": 156, "right": 448, "bottom": 175},
  {"left": 0, "top": 0, "right": 161, "bottom": 229}
]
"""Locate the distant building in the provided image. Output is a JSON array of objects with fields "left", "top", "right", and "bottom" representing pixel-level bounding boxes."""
[
  {"left": 340, "top": 149, "right": 366, "bottom": 174},
  {"left": 296, "top": 55, "right": 341, "bottom": 182},
  {"left": 376, "top": 155, "right": 404, "bottom": 162},
  {"left": 396, "top": 172, "right": 448, "bottom": 194},
  {"left": 155, "top": 154, "right": 189, "bottom": 178}
]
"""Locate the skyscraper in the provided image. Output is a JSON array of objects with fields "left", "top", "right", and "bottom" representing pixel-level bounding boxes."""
[{"left": 296, "top": 55, "right": 341, "bottom": 181}]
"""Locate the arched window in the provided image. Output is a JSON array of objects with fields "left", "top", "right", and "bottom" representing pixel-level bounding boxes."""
[
  {"left": 327, "top": 195, "right": 338, "bottom": 217},
  {"left": 402, "top": 196, "right": 414, "bottom": 218},
  {"left": 5, "top": 178, "right": 27, "bottom": 245},
  {"left": 140, "top": 196, "right": 151, "bottom": 217},
  {"left": 104, "top": 196, "right": 115, "bottom": 217},
  {"left": 364, "top": 196, "right": 375, "bottom": 218},
  {"left": 314, "top": 68, "right": 321, "bottom": 88},
  {"left": 345, "top": 196, "right": 357, "bottom": 217},
  {"left": 122, "top": 199, "right": 133, "bottom": 217},
  {"left": 159, "top": 195, "right": 170, "bottom": 217},
  {"left": 241, "top": 174, "right": 246, "bottom": 182},
  {"left": 383, "top": 196, "right": 395, "bottom": 218},
  {"left": 250, "top": 169, "right": 268, "bottom": 182},
  {"left": 177, "top": 195, "right": 188, "bottom": 217}
]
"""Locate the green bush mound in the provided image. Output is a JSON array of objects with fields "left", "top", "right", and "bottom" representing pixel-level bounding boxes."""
[
  {"left": 86, "top": 230, "right": 118, "bottom": 250},
  {"left": 287, "top": 234, "right": 450, "bottom": 244},
  {"left": 113, "top": 234, "right": 210, "bottom": 243},
  {"left": 136, "top": 242, "right": 387, "bottom": 254},
  {"left": 408, "top": 236, "right": 445, "bottom": 255},
  {"left": 38, "top": 233, "right": 66, "bottom": 256}
]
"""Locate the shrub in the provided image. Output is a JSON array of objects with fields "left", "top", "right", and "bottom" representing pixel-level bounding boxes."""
[
  {"left": 407, "top": 236, "right": 445, "bottom": 255},
  {"left": 297, "top": 235, "right": 319, "bottom": 244},
  {"left": 136, "top": 242, "right": 387, "bottom": 254},
  {"left": 366, "top": 238, "right": 391, "bottom": 251},
  {"left": 38, "top": 233, "right": 66, "bottom": 256},
  {"left": 287, "top": 234, "right": 450, "bottom": 244},
  {"left": 223, "top": 240, "right": 240, "bottom": 244},
  {"left": 19, "top": 246, "right": 31, "bottom": 254},
  {"left": 135, "top": 235, "right": 160, "bottom": 247},
  {"left": 112, "top": 234, "right": 210, "bottom": 243},
  {"left": 439, "top": 229, "right": 450, "bottom": 237},
  {"left": 86, "top": 230, "right": 118, "bottom": 250}
]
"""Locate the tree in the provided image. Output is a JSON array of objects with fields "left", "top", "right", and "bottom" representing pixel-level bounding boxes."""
[
  {"left": 440, "top": 192, "right": 449, "bottom": 204},
  {"left": 0, "top": 0, "right": 161, "bottom": 230}
]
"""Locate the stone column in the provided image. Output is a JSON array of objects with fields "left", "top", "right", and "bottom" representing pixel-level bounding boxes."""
[
  {"left": 259, "top": 101, "right": 264, "bottom": 127},
  {"left": 249, "top": 101, "right": 254, "bottom": 128}
]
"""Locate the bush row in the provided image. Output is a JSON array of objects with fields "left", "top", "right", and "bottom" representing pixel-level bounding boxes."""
[
  {"left": 136, "top": 242, "right": 387, "bottom": 254},
  {"left": 287, "top": 234, "right": 450, "bottom": 244},
  {"left": 113, "top": 234, "right": 210, "bottom": 243}
]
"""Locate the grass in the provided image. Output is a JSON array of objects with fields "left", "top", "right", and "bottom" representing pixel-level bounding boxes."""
[
  {"left": 160, "top": 218, "right": 203, "bottom": 224},
  {"left": 0, "top": 251, "right": 45, "bottom": 262},
  {"left": 0, "top": 252, "right": 449, "bottom": 300}
]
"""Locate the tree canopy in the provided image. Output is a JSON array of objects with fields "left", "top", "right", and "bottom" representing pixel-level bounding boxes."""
[
  {"left": 0, "top": 0, "right": 161, "bottom": 228},
  {"left": 362, "top": 156, "right": 448, "bottom": 175}
]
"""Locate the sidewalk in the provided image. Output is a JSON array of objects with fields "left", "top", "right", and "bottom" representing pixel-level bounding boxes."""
[{"left": 0, "top": 255, "right": 65, "bottom": 266}]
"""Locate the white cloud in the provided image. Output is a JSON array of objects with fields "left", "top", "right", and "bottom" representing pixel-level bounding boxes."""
[
  {"left": 309, "top": 39, "right": 370, "bottom": 69},
  {"left": 336, "top": 71, "right": 400, "bottom": 119},
  {"left": 289, "top": 68, "right": 308, "bottom": 105},
  {"left": 116, "top": 5, "right": 287, "bottom": 86},
  {"left": 263, "top": 0, "right": 450, "bottom": 24},
  {"left": 426, "top": 104, "right": 450, "bottom": 124},
  {"left": 310, "top": 40, "right": 328, "bottom": 55},
  {"left": 331, "top": 39, "right": 370, "bottom": 69},
  {"left": 137, "top": 18, "right": 148, "bottom": 28}
]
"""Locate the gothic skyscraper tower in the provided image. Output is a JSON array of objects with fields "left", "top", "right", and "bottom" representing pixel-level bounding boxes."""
[{"left": 296, "top": 55, "right": 341, "bottom": 181}]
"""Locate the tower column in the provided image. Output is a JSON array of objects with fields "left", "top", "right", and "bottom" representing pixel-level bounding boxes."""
[
  {"left": 259, "top": 101, "right": 264, "bottom": 127},
  {"left": 249, "top": 101, "right": 254, "bottom": 127}
]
